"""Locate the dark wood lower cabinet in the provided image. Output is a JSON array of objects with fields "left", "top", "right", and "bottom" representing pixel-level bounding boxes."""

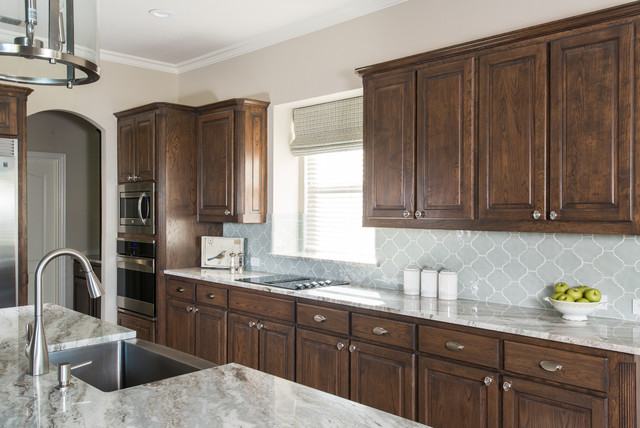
[
  {"left": 419, "top": 357, "right": 499, "bottom": 428},
  {"left": 502, "top": 377, "right": 607, "bottom": 428},
  {"left": 166, "top": 298, "right": 196, "bottom": 354},
  {"left": 117, "top": 310, "right": 156, "bottom": 343},
  {"left": 195, "top": 306, "right": 227, "bottom": 365},
  {"left": 296, "top": 329, "right": 349, "bottom": 398},
  {"left": 73, "top": 260, "right": 101, "bottom": 319},
  {"left": 258, "top": 319, "right": 295, "bottom": 381},
  {"left": 228, "top": 312, "right": 259, "bottom": 370},
  {"left": 350, "top": 340, "right": 416, "bottom": 419}
]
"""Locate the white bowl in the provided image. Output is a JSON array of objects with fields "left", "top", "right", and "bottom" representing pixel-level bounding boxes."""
[{"left": 544, "top": 297, "right": 601, "bottom": 321}]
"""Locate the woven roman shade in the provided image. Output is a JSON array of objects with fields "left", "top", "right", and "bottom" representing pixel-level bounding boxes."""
[{"left": 290, "top": 96, "right": 363, "bottom": 156}]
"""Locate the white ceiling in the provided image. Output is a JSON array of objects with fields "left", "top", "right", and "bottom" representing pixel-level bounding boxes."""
[{"left": 99, "top": 0, "right": 406, "bottom": 73}]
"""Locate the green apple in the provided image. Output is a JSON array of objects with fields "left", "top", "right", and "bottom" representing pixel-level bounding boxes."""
[
  {"left": 556, "top": 294, "right": 575, "bottom": 302},
  {"left": 584, "top": 288, "right": 602, "bottom": 303},
  {"left": 565, "top": 287, "right": 584, "bottom": 300},
  {"left": 576, "top": 298, "right": 590, "bottom": 303},
  {"left": 577, "top": 285, "right": 590, "bottom": 291},
  {"left": 554, "top": 282, "right": 570, "bottom": 294},
  {"left": 551, "top": 292, "right": 565, "bottom": 300}
]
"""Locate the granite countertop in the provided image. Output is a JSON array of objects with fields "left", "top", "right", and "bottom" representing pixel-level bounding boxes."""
[
  {"left": 0, "top": 304, "right": 425, "bottom": 427},
  {"left": 165, "top": 267, "right": 640, "bottom": 356}
]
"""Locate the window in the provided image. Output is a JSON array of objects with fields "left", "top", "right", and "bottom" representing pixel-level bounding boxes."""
[{"left": 302, "top": 149, "right": 375, "bottom": 263}]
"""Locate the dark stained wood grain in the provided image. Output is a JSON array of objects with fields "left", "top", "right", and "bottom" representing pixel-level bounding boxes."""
[
  {"left": 419, "top": 325, "right": 500, "bottom": 369},
  {"left": 258, "top": 319, "right": 295, "bottom": 381},
  {"left": 117, "top": 117, "right": 135, "bottom": 183},
  {"left": 133, "top": 111, "right": 156, "bottom": 182},
  {"left": 550, "top": 24, "right": 633, "bottom": 223},
  {"left": 296, "top": 302, "right": 349, "bottom": 335},
  {"left": 165, "top": 298, "right": 196, "bottom": 354},
  {"left": 0, "top": 95, "right": 18, "bottom": 136},
  {"left": 350, "top": 340, "right": 416, "bottom": 419},
  {"left": 166, "top": 277, "right": 195, "bottom": 301},
  {"left": 478, "top": 43, "right": 548, "bottom": 222},
  {"left": 351, "top": 313, "right": 415, "bottom": 350},
  {"left": 502, "top": 376, "right": 608, "bottom": 428},
  {"left": 195, "top": 305, "right": 227, "bottom": 365},
  {"left": 296, "top": 329, "right": 349, "bottom": 398},
  {"left": 229, "top": 290, "right": 295, "bottom": 322},
  {"left": 363, "top": 69, "right": 416, "bottom": 223},
  {"left": 419, "top": 357, "right": 499, "bottom": 428},
  {"left": 416, "top": 56, "right": 475, "bottom": 220},
  {"left": 227, "top": 312, "right": 259, "bottom": 370},
  {"left": 117, "top": 309, "right": 156, "bottom": 342},
  {"left": 196, "top": 282, "right": 228, "bottom": 308}
]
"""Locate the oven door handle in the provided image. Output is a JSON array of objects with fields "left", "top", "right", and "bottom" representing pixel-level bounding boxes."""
[
  {"left": 117, "top": 255, "right": 155, "bottom": 273},
  {"left": 137, "top": 193, "right": 149, "bottom": 225}
]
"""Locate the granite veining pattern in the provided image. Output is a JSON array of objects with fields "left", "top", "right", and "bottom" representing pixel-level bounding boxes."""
[
  {"left": 0, "top": 304, "right": 425, "bottom": 427},
  {"left": 165, "top": 268, "right": 640, "bottom": 355}
]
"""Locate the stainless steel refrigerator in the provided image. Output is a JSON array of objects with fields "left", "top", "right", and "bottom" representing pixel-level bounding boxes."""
[{"left": 0, "top": 138, "right": 18, "bottom": 308}]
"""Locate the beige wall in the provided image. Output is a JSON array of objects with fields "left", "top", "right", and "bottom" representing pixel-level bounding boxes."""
[
  {"left": 28, "top": 111, "right": 101, "bottom": 308},
  {"left": 25, "top": 60, "right": 179, "bottom": 322},
  {"left": 177, "top": 0, "right": 630, "bottom": 106}
]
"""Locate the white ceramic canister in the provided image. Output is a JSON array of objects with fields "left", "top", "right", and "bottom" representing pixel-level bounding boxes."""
[
  {"left": 403, "top": 265, "right": 421, "bottom": 296},
  {"left": 438, "top": 270, "right": 458, "bottom": 300},
  {"left": 420, "top": 268, "right": 438, "bottom": 298}
]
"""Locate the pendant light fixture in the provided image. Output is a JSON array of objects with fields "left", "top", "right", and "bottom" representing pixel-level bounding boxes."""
[{"left": 0, "top": 0, "right": 100, "bottom": 88}]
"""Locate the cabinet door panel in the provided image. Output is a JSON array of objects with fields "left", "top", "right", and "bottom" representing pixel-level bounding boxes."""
[
  {"left": 227, "top": 312, "right": 259, "bottom": 370},
  {"left": 134, "top": 112, "right": 156, "bottom": 181},
  {"left": 259, "top": 319, "right": 295, "bottom": 381},
  {"left": 195, "top": 306, "right": 227, "bottom": 365},
  {"left": 350, "top": 340, "right": 416, "bottom": 419},
  {"left": 165, "top": 299, "right": 195, "bottom": 354},
  {"left": 117, "top": 118, "right": 135, "bottom": 183},
  {"left": 550, "top": 25, "right": 632, "bottom": 222},
  {"left": 479, "top": 43, "right": 547, "bottom": 221},
  {"left": 296, "top": 329, "right": 349, "bottom": 398},
  {"left": 416, "top": 57, "right": 475, "bottom": 220},
  {"left": 503, "top": 377, "right": 607, "bottom": 428},
  {"left": 0, "top": 95, "right": 18, "bottom": 135},
  {"left": 419, "top": 357, "right": 499, "bottom": 428},
  {"left": 363, "top": 70, "right": 416, "bottom": 222},
  {"left": 117, "top": 311, "right": 155, "bottom": 342},
  {"left": 198, "top": 110, "right": 235, "bottom": 221}
]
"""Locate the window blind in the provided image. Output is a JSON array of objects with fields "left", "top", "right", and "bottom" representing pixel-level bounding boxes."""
[
  {"left": 291, "top": 96, "right": 363, "bottom": 156},
  {"left": 303, "top": 150, "right": 375, "bottom": 263}
]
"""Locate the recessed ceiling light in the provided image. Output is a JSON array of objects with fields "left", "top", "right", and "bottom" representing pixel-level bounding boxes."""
[{"left": 148, "top": 9, "right": 173, "bottom": 18}]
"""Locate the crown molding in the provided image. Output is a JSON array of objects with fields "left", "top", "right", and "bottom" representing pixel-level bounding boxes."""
[{"left": 98, "top": 0, "right": 407, "bottom": 75}]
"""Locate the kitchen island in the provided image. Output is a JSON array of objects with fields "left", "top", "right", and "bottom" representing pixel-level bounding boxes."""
[{"left": 0, "top": 304, "right": 426, "bottom": 427}]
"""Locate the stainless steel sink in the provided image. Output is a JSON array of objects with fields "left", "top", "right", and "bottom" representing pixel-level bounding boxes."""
[{"left": 49, "top": 339, "right": 215, "bottom": 392}]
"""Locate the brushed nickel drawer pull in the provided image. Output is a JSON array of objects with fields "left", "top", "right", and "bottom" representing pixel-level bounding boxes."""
[
  {"left": 313, "top": 314, "right": 327, "bottom": 323},
  {"left": 445, "top": 341, "right": 465, "bottom": 352},
  {"left": 539, "top": 360, "right": 563, "bottom": 372},
  {"left": 207, "top": 293, "right": 215, "bottom": 299},
  {"left": 372, "top": 327, "right": 389, "bottom": 336},
  {"left": 176, "top": 287, "right": 185, "bottom": 293}
]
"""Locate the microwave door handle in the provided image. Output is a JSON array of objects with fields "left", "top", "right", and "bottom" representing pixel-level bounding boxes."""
[{"left": 137, "top": 193, "right": 148, "bottom": 225}]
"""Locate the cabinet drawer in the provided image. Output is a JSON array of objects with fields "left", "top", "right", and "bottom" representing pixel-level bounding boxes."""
[
  {"left": 419, "top": 325, "right": 500, "bottom": 369},
  {"left": 196, "top": 283, "right": 228, "bottom": 308},
  {"left": 229, "top": 290, "right": 294, "bottom": 322},
  {"left": 297, "top": 303, "right": 349, "bottom": 335},
  {"left": 504, "top": 341, "right": 608, "bottom": 392},
  {"left": 166, "top": 278, "right": 195, "bottom": 301},
  {"left": 352, "top": 313, "right": 414, "bottom": 349}
]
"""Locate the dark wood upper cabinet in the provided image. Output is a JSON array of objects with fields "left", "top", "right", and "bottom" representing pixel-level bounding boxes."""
[
  {"left": 258, "top": 319, "right": 295, "bottom": 381},
  {"left": 227, "top": 312, "right": 260, "bottom": 370},
  {"left": 0, "top": 95, "right": 18, "bottom": 136},
  {"left": 416, "top": 57, "right": 475, "bottom": 221},
  {"left": 117, "top": 117, "right": 135, "bottom": 183},
  {"left": 502, "top": 377, "right": 607, "bottom": 428},
  {"left": 296, "top": 329, "right": 349, "bottom": 398},
  {"left": 363, "top": 70, "right": 416, "bottom": 223},
  {"left": 350, "top": 340, "right": 416, "bottom": 420},
  {"left": 419, "top": 357, "right": 499, "bottom": 428},
  {"left": 165, "top": 298, "right": 196, "bottom": 355},
  {"left": 195, "top": 305, "right": 227, "bottom": 365},
  {"left": 134, "top": 112, "right": 156, "bottom": 182},
  {"left": 550, "top": 24, "right": 633, "bottom": 223},
  {"left": 478, "top": 43, "right": 548, "bottom": 222},
  {"left": 197, "top": 99, "right": 269, "bottom": 224}
]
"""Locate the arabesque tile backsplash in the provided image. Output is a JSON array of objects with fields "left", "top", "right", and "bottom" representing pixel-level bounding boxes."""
[{"left": 224, "top": 217, "right": 640, "bottom": 321}]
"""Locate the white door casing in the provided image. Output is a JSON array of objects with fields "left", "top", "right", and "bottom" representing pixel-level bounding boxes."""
[{"left": 27, "top": 152, "right": 66, "bottom": 305}]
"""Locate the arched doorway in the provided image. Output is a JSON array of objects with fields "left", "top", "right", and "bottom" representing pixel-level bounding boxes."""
[{"left": 26, "top": 111, "right": 101, "bottom": 315}]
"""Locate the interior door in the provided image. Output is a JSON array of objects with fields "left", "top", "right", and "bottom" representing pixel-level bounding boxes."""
[
  {"left": 416, "top": 57, "right": 475, "bottom": 221},
  {"left": 363, "top": 70, "right": 416, "bottom": 223},
  {"left": 27, "top": 153, "right": 65, "bottom": 306},
  {"left": 549, "top": 24, "right": 633, "bottom": 223},
  {"left": 478, "top": 43, "right": 548, "bottom": 221}
]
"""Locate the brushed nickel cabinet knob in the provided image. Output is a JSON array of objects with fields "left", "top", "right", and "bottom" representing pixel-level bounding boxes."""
[
  {"left": 336, "top": 342, "right": 345, "bottom": 351},
  {"left": 402, "top": 211, "right": 410, "bottom": 218},
  {"left": 503, "top": 381, "right": 512, "bottom": 392},
  {"left": 224, "top": 209, "right": 231, "bottom": 216},
  {"left": 549, "top": 210, "right": 558, "bottom": 220},
  {"left": 532, "top": 210, "right": 541, "bottom": 220},
  {"left": 483, "top": 376, "right": 493, "bottom": 386}
]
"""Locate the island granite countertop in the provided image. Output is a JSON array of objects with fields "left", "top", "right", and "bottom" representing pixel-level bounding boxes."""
[
  {"left": 165, "top": 267, "right": 640, "bottom": 356},
  {"left": 0, "top": 304, "right": 426, "bottom": 427}
]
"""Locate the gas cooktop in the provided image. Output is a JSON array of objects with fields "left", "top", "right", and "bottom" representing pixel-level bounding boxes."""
[{"left": 236, "top": 274, "right": 348, "bottom": 290}]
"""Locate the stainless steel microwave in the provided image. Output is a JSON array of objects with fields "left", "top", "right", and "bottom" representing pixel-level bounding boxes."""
[{"left": 119, "top": 182, "right": 155, "bottom": 235}]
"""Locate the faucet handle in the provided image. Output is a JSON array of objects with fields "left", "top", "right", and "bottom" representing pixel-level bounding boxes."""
[{"left": 57, "top": 360, "right": 92, "bottom": 390}]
